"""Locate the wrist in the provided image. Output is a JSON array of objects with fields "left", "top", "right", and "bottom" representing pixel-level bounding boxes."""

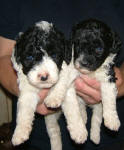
[{"left": 117, "top": 64, "right": 124, "bottom": 97}]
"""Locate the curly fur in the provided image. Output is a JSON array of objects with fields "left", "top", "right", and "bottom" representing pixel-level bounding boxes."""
[
  {"left": 11, "top": 21, "right": 86, "bottom": 150},
  {"left": 11, "top": 19, "right": 122, "bottom": 149},
  {"left": 15, "top": 22, "right": 65, "bottom": 74},
  {"left": 46, "top": 19, "right": 122, "bottom": 145},
  {"left": 71, "top": 19, "right": 122, "bottom": 144}
]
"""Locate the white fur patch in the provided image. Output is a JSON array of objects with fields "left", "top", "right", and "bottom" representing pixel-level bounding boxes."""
[
  {"left": 27, "top": 56, "right": 59, "bottom": 88},
  {"left": 35, "top": 21, "right": 53, "bottom": 32}
]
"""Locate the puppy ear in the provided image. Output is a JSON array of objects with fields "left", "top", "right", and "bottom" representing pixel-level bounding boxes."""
[
  {"left": 14, "top": 44, "right": 21, "bottom": 64},
  {"left": 11, "top": 48, "right": 23, "bottom": 72},
  {"left": 110, "top": 31, "right": 122, "bottom": 53},
  {"left": 14, "top": 33, "right": 25, "bottom": 64}
]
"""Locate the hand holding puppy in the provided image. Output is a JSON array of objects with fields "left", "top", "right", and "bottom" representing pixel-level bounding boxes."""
[{"left": 75, "top": 66, "right": 124, "bottom": 105}]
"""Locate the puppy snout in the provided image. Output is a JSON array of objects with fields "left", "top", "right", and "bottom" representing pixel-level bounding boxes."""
[
  {"left": 80, "top": 56, "right": 95, "bottom": 67},
  {"left": 41, "top": 75, "right": 48, "bottom": 81},
  {"left": 80, "top": 60, "right": 88, "bottom": 66},
  {"left": 38, "top": 73, "right": 49, "bottom": 81}
]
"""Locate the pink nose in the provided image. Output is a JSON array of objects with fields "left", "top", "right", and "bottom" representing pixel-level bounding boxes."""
[{"left": 38, "top": 73, "right": 49, "bottom": 81}]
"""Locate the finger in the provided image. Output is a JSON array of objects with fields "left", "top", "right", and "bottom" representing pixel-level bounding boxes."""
[
  {"left": 36, "top": 103, "right": 55, "bottom": 115},
  {"left": 80, "top": 74, "right": 101, "bottom": 90},
  {"left": 77, "top": 92, "right": 100, "bottom": 105},
  {"left": 75, "top": 78, "right": 101, "bottom": 101},
  {"left": 114, "top": 67, "right": 122, "bottom": 87},
  {"left": 114, "top": 67, "right": 123, "bottom": 97}
]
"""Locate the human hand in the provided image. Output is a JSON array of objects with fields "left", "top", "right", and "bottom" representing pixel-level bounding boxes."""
[
  {"left": 114, "top": 66, "right": 124, "bottom": 97},
  {"left": 36, "top": 89, "right": 56, "bottom": 115},
  {"left": 75, "top": 75, "right": 101, "bottom": 105},
  {"left": 75, "top": 66, "right": 124, "bottom": 105}
]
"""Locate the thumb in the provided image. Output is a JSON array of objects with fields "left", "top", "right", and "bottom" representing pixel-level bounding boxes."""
[
  {"left": 38, "top": 89, "right": 49, "bottom": 101},
  {"left": 80, "top": 74, "right": 101, "bottom": 90}
]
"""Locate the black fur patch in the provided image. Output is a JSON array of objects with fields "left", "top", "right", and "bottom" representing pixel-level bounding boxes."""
[
  {"left": 71, "top": 19, "right": 122, "bottom": 71},
  {"left": 107, "top": 63, "right": 117, "bottom": 83},
  {"left": 14, "top": 23, "right": 66, "bottom": 75}
]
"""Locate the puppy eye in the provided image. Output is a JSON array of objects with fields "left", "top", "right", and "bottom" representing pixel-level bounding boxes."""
[
  {"left": 51, "top": 54, "right": 57, "bottom": 59},
  {"left": 95, "top": 47, "right": 103, "bottom": 54},
  {"left": 26, "top": 56, "right": 34, "bottom": 61}
]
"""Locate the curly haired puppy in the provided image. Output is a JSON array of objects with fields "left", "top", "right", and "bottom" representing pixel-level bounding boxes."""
[
  {"left": 71, "top": 19, "right": 122, "bottom": 144},
  {"left": 11, "top": 21, "right": 86, "bottom": 150}
]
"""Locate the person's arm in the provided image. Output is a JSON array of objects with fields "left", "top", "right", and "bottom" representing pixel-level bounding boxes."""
[
  {"left": 0, "top": 36, "right": 53, "bottom": 115},
  {"left": 75, "top": 64, "right": 124, "bottom": 104},
  {"left": 0, "top": 36, "right": 19, "bottom": 96}
]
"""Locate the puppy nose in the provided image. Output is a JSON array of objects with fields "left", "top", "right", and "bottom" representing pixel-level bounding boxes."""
[
  {"left": 41, "top": 74, "right": 48, "bottom": 81},
  {"left": 38, "top": 73, "right": 49, "bottom": 81}
]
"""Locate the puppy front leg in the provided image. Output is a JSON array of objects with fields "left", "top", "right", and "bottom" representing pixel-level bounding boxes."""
[
  {"left": 45, "top": 61, "right": 78, "bottom": 108},
  {"left": 44, "top": 61, "right": 69, "bottom": 108},
  {"left": 62, "top": 84, "right": 88, "bottom": 144},
  {"left": 78, "top": 97, "right": 87, "bottom": 125},
  {"left": 101, "top": 82, "right": 120, "bottom": 131},
  {"left": 45, "top": 112, "right": 62, "bottom": 150},
  {"left": 90, "top": 103, "right": 103, "bottom": 144},
  {"left": 12, "top": 91, "right": 40, "bottom": 145}
]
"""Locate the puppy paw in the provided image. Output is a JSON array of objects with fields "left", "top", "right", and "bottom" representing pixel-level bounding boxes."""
[
  {"left": 90, "top": 131, "right": 100, "bottom": 144},
  {"left": 44, "top": 95, "right": 63, "bottom": 108},
  {"left": 68, "top": 124, "right": 88, "bottom": 144},
  {"left": 50, "top": 138, "right": 62, "bottom": 150},
  {"left": 12, "top": 134, "right": 27, "bottom": 146},
  {"left": 12, "top": 126, "right": 31, "bottom": 145},
  {"left": 104, "top": 114, "right": 120, "bottom": 131}
]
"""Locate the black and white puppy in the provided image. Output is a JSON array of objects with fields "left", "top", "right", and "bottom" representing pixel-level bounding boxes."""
[
  {"left": 11, "top": 21, "right": 86, "bottom": 150},
  {"left": 71, "top": 19, "right": 122, "bottom": 144}
]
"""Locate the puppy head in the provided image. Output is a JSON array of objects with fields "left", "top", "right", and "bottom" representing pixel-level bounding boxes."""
[
  {"left": 13, "top": 21, "right": 66, "bottom": 88},
  {"left": 71, "top": 19, "right": 122, "bottom": 73}
]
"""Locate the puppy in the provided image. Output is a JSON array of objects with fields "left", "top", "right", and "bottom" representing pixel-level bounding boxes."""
[
  {"left": 71, "top": 19, "right": 122, "bottom": 144},
  {"left": 11, "top": 21, "right": 86, "bottom": 150}
]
